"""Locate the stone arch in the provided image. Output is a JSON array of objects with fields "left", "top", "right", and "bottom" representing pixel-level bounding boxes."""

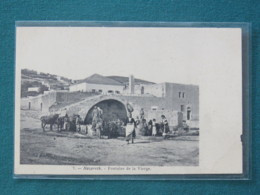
[
  {"left": 84, "top": 99, "right": 127, "bottom": 124},
  {"left": 84, "top": 99, "right": 128, "bottom": 124},
  {"left": 64, "top": 95, "right": 135, "bottom": 122}
]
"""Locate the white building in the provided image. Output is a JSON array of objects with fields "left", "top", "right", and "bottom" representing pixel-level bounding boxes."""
[
  {"left": 28, "top": 87, "right": 40, "bottom": 92},
  {"left": 69, "top": 74, "right": 125, "bottom": 94}
]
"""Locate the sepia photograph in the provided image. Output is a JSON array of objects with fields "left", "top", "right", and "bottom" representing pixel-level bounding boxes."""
[
  {"left": 15, "top": 24, "right": 243, "bottom": 175},
  {"left": 20, "top": 70, "right": 199, "bottom": 166}
]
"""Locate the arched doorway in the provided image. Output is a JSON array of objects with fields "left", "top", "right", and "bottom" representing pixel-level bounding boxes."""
[{"left": 84, "top": 99, "right": 128, "bottom": 124}]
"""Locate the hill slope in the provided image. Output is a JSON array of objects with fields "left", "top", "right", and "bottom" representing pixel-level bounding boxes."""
[{"left": 21, "top": 69, "right": 73, "bottom": 97}]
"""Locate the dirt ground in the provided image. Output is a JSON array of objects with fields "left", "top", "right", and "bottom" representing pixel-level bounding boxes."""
[{"left": 20, "top": 110, "right": 199, "bottom": 166}]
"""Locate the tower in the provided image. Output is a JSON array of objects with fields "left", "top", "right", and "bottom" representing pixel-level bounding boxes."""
[{"left": 129, "top": 75, "right": 135, "bottom": 94}]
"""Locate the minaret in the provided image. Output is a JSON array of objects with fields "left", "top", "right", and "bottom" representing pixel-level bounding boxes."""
[{"left": 129, "top": 75, "right": 135, "bottom": 94}]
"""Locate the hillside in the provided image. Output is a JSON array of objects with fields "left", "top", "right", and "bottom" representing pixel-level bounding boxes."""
[{"left": 21, "top": 69, "right": 73, "bottom": 97}]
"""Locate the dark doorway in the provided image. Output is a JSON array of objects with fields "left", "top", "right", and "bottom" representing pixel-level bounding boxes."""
[
  {"left": 28, "top": 102, "right": 31, "bottom": 110},
  {"left": 141, "top": 86, "right": 144, "bottom": 95},
  {"left": 85, "top": 99, "right": 127, "bottom": 124},
  {"left": 187, "top": 107, "right": 191, "bottom": 120},
  {"left": 181, "top": 105, "right": 185, "bottom": 112},
  {"left": 40, "top": 103, "right": 43, "bottom": 111}
]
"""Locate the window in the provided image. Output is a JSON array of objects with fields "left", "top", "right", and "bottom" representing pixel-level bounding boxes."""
[
  {"left": 108, "top": 90, "right": 114, "bottom": 93},
  {"left": 115, "top": 91, "right": 120, "bottom": 94},
  {"left": 151, "top": 106, "right": 158, "bottom": 111},
  {"left": 179, "top": 92, "right": 185, "bottom": 98},
  {"left": 98, "top": 89, "right": 102, "bottom": 93},
  {"left": 92, "top": 89, "right": 96, "bottom": 93},
  {"left": 181, "top": 105, "right": 185, "bottom": 112}
]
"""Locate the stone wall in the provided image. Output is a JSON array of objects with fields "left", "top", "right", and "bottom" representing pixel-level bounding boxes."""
[
  {"left": 20, "top": 91, "right": 97, "bottom": 113},
  {"left": 134, "top": 83, "right": 166, "bottom": 97},
  {"left": 164, "top": 83, "right": 199, "bottom": 121},
  {"left": 129, "top": 82, "right": 199, "bottom": 121},
  {"left": 21, "top": 91, "right": 57, "bottom": 112}
]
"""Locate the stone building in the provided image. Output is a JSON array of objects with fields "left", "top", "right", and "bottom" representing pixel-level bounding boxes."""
[
  {"left": 69, "top": 74, "right": 125, "bottom": 94},
  {"left": 21, "top": 74, "right": 199, "bottom": 128}
]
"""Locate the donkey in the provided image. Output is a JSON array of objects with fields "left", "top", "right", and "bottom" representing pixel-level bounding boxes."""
[{"left": 40, "top": 114, "right": 59, "bottom": 132}]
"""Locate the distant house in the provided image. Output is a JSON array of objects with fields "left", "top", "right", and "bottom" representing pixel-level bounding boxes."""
[
  {"left": 69, "top": 74, "right": 125, "bottom": 94},
  {"left": 27, "top": 87, "right": 41, "bottom": 97},
  {"left": 41, "top": 81, "right": 50, "bottom": 90},
  {"left": 55, "top": 75, "right": 61, "bottom": 81},
  {"left": 28, "top": 87, "right": 40, "bottom": 93}
]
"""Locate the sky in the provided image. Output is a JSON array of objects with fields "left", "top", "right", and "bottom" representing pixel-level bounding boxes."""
[{"left": 16, "top": 26, "right": 241, "bottom": 85}]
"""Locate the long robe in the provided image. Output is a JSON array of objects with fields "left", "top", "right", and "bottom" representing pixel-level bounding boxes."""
[
  {"left": 125, "top": 118, "right": 136, "bottom": 141},
  {"left": 152, "top": 121, "right": 157, "bottom": 136}
]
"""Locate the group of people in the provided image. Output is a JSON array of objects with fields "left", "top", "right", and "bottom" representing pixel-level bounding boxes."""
[
  {"left": 58, "top": 113, "right": 83, "bottom": 132},
  {"left": 103, "top": 119, "right": 125, "bottom": 138},
  {"left": 56, "top": 106, "right": 170, "bottom": 143},
  {"left": 125, "top": 108, "right": 170, "bottom": 144},
  {"left": 57, "top": 106, "right": 104, "bottom": 133}
]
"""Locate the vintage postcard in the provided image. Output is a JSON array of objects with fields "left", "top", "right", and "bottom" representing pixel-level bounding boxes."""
[{"left": 14, "top": 23, "right": 244, "bottom": 176}]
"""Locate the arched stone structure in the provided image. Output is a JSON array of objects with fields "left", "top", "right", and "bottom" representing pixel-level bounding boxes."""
[
  {"left": 51, "top": 93, "right": 194, "bottom": 128},
  {"left": 84, "top": 99, "right": 128, "bottom": 124},
  {"left": 64, "top": 95, "right": 133, "bottom": 123}
]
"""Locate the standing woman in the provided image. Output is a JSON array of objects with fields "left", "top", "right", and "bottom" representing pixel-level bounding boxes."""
[
  {"left": 152, "top": 119, "right": 157, "bottom": 136},
  {"left": 161, "top": 115, "right": 169, "bottom": 139},
  {"left": 125, "top": 113, "right": 136, "bottom": 144},
  {"left": 63, "top": 114, "right": 69, "bottom": 131},
  {"left": 135, "top": 116, "right": 141, "bottom": 135},
  {"left": 148, "top": 120, "right": 153, "bottom": 136},
  {"left": 75, "top": 115, "right": 81, "bottom": 132},
  {"left": 139, "top": 108, "right": 145, "bottom": 120}
]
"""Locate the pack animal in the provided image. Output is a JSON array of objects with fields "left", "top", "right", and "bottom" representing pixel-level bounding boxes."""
[{"left": 40, "top": 114, "right": 59, "bottom": 131}]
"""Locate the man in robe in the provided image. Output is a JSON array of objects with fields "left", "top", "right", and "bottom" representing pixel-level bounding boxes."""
[
  {"left": 139, "top": 108, "right": 145, "bottom": 120},
  {"left": 92, "top": 106, "right": 99, "bottom": 130}
]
